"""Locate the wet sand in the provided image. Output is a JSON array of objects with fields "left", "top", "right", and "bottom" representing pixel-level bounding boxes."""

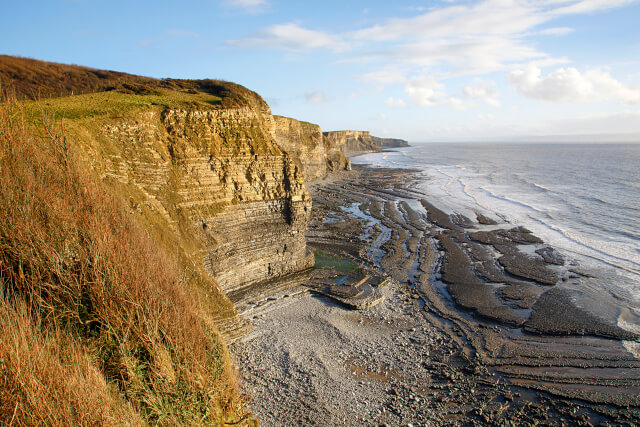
[{"left": 232, "top": 165, "right": 640, "bottom": 425}]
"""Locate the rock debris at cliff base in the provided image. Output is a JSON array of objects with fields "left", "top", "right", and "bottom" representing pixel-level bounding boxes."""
[{"left": 232, "top": 165, "right": 640, "bottom": 426}]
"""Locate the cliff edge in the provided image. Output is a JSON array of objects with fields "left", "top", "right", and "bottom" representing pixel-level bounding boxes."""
[{"left": 324, "top": 130, "right": 408, "bottom": 154}]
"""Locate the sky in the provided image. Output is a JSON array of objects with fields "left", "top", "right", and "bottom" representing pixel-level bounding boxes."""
[{"left": 2, "top": 0, "right": 640, "bottom": 142}]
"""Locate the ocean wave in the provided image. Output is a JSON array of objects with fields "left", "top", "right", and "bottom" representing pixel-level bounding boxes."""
[
  {"left": 579, "top": 217, "right": 640, "bottom": 243},
  {"left": 570, "top": 194, "right": 640, "bottom": 216},
  {"left": 618, "top": 308, "right": 640, "bottom": 332},
  {"left": 580, "top": 195, "right": 609, "bottom": 205},
  {"left": 529, "top": 216, "right": 640, "bottom": 276},
  {"left": 477, "top": 186, "right": 546, "bottom": 215},
  {"left": 532, "top": 182, "right": 552, "bottom": 192},
  {"left": 435, "top": 168, "right": 457, "bottom": 198},
  {"left": 509, "top": 172, "right": 555, "bottom": 195},
  {"left": 458, "top": 177, "right": 483, "bottom": 207}
]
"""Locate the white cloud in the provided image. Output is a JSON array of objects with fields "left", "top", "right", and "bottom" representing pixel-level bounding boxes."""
[
  {"left": 222, "top": 0, "right": 268, "bottom": 13},
  {"left": 403, "top": 75, "right": 499, "bottom": 109},
  {"left": 537, "top": 27, "right": 574, "bottom": 36},
  {"left": 462, "top": 81, "right": 501, "bottom": 106},
  {"left": 447, "top": 97, "right": 469, "bottom": 110},
  {"left": 228, "top": 23, "right": 349, "bottom": 52},
  {"left": 550, "top": 0, "right": 638, "bottom": 16},
  {"left": 508, "top": 66, "right": 640, "bottom": 103},
  {"left": 305, "top": 90, "right": 333, "bottom": 105},
  {"left": 227, "top": 0, "right": 638, "bottom": 83},
  {"left": 476, "top": 113, "right": 496, "bottom": 121},
  {"left": 348, "top": 0, "right": 638, "bottom": 77},
  {"left": 354, "top": 1, "right": 546, "bottom": 42},
  {"left": 392, "top": 37, "right": 546, "bottom": 75},
  {"left": 385, "top": 96, "right": 407, "bottom": 108},
  {"left": 358, "top": 69, "right": 407, "bottom": 85},
  {"left": 405, "top": 75, "right": 445, "bottom": 106}
]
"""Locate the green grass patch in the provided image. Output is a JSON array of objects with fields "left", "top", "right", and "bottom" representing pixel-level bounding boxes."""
[{"left": 19, "top": 88, "right": 223, "bottom": 125}]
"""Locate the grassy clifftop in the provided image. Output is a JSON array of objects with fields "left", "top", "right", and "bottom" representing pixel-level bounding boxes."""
[{"left": 1, "top": 54, "right": 268, "bottom": 111}]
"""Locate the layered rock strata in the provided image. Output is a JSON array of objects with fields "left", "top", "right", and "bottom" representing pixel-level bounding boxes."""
[
  {"left": 93, "top": 104, "right": 315, "bottom": 336},
  {"left": 371, "top": 136, "right": 409, "bottom": 148},
  {"left": 323, "top": 134, "right": 352, "bottom": 173},
  {"left": 323, "top": 130, "right": 409, "bottom": 153},
  {"left": 273, "top": 116, "right": 349, "bottom": 181},
  {"left": 323, "top": 130, "right": 381, "bottom": 153}
]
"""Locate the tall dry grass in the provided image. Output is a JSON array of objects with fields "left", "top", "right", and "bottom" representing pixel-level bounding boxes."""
[
  {"left": 0, "top": 95, "right": 247, "bottom": 424},
  {"left": 0, "top": 301, "right": 143, "bottom": 425},
  {"left": 1, "top": 55, "right": 270, "bottom": 111}
]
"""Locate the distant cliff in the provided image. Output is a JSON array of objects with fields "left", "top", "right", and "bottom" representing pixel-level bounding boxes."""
[
  {"left": 324, "top": 130, "right": 408, "bottom": 154},
  {"left": 273, "top": 116, "right": 350, "bottom": 182},
  {"left": 371, "top": 136, "right": 409, "bottom": 148},
  {"left": 323, "top": 130, "right": 379, "bottom": 153}
]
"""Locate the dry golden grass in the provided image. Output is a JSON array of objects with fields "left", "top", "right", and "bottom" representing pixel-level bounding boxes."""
[
  {"left": 0, "top": 95, "right": 249, "bottom": 425},
  {"left": 1, "top": 55, "right": 269, "bottom": 111},
  {"left": 0, "top": 301, "right": 143, "bottom": 425}
]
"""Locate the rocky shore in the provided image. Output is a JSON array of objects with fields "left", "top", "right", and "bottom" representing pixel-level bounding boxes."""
[{"left": 232, "top": 165, "right": 640, "bottom": 426}]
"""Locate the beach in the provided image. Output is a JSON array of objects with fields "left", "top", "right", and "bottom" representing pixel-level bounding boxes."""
[{"left": 231, "top": 164, "right": 640, "bottom": 426}]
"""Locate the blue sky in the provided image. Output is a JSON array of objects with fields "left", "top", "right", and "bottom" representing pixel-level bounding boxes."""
[{"left": 2, "top": 0, "right": 640, "bottom": 142}]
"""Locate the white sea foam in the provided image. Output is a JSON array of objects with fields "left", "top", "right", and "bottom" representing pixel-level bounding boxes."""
[
  {"left": 532, "top": 182, "right": 551, "bottom": 192},
  {"left": 623, "top": 341, "right": 640, "bottom": 360}
]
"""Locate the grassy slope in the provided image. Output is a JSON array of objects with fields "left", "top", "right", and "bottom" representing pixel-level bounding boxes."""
[
  {"left": 0, "top": 58, "right": 261, "bottom": 425},
  {"left": 0, "top": 55, "right": 269, "bottom": 112}
]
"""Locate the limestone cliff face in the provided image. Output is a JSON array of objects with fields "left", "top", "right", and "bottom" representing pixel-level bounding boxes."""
[
  {"left": 95, "top": 105, "right": 314, "bottom": 337},
  {"left": 371, "top": 136, "right": 409, "bottom": 148},
  {"left": 323, "top": 135, "right": 352, "bottom": 173},
  {"left": 273, "top": 116, "right": 350, "bottom": 181},
  {"left": 161, "top": 109, "right": 314, "bottom": 295},
  {"left": 323, "top": 130, "right": 380, "bottom": 154},
  {"left": 273, "top": 116, "right": 328, "bottom": 181}
]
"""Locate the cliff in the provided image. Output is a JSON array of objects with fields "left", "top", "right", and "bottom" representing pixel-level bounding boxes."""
[
  {"left": 323, "top": 134, "right": 352, "bottom": 173},
  {"left": 323, "top": 130, "right": 409, "bottom": 154},
  {"left": 2, "top": 54, "right": 361, "bottom": 338},
  {"left": 371, "top": 135, "right": 409, "bottom": 148},
  {"left": 273, "top": 116, "right": 350, "bottom": 181},
  {"left": 2, "top": 93, "right": 258, "bottom": 423},
  {"left": 3, "top": 55, "right": 355, "bottom": 423},
  {"left": 7, "top": 71, "right": 320, "bottom": 343},
  {"left": 0, "top": 55, "right": 401, "bottom": 424},
  {"left": 90, "top": 100, "right": 316, "bottom": 334},
  {"left": 323, "top": 130, "right": 380, "bottom": 154}
]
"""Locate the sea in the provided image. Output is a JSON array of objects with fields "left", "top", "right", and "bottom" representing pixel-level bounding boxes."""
[{"left": 352, "top": 143, "right": 640, "bottom": 337}]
